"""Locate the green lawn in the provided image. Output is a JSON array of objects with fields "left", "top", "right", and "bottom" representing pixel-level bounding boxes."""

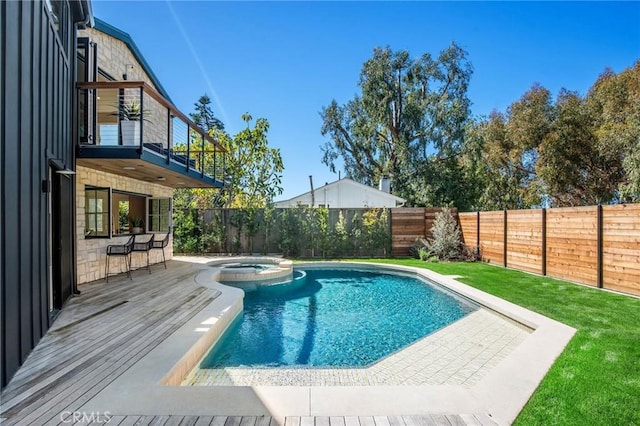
[{"left": 351, "top": 259, "right": 640, "bottom": 425}]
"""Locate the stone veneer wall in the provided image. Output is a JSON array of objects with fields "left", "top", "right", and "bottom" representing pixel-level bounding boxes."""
[
  {"left": 76, "top": 166, "right": 174, "bottom": 284},
  {"left": 78, "top": 27, "right": 167, "bottom": 145}
]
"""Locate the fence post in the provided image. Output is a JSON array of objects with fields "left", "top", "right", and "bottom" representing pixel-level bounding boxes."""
[
  {"left": 476, "top": 211, "right": 480, "bottom": 259},
  {"left": 541, "top": 208, "right": 547, "bottom": 276},
  {"left": 503, "top": 209, "right": 508, "bottom": 267},
  {"left": 597, "top": 204, "right": 603, "bottom": 288}
]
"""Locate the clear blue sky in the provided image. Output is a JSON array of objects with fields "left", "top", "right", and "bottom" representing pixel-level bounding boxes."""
[{"left": 92, "top": 1, "right": 640, "bottom": 201}]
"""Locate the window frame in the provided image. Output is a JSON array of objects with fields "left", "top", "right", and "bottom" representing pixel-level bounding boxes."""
[
  {"left": 84, "top": 187, "right": 172, "bottom": 239},
  {"left": 147, "top": 197, "right": 173, "bottom": 233},
  {"left": 84, "top": 186, "right": 111, "bottom": 238},
  {"left": 111, "top": 189, "right": 148, "bottom": 237}
]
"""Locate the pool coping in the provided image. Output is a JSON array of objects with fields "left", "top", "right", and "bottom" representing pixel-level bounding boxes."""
[{"left": 80, "top": 258, "right": 576, "bottom": 425}]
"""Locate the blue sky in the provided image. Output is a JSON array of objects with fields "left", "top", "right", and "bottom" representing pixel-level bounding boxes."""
[{"left": 92, "top": 1, "right": 640, "bottom": 201}]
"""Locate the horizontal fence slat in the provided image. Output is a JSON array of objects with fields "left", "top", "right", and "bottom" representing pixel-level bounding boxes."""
[{"left": 459, "top": 203, "right": 638, "bottom": 296}]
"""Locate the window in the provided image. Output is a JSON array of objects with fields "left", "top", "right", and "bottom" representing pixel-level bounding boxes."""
[
  {"left": 85, "top": 187, "right": 110, "bottom": 237},
  {"left": 112, "top": 191, "right": 146, "bottom": 235},
  {"left": 77, "top": 37, "right": 97, "bottom": 144},
  {"left": 148, "top": 198, "right": 172, "bottom": 232},
  {"left": 84, "top": 187, "right": 170, "bottom": 238}
]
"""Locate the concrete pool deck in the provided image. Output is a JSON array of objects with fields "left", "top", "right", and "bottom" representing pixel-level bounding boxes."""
[{"left": 72, "top": 257, "right": 576, "bottom": 426}]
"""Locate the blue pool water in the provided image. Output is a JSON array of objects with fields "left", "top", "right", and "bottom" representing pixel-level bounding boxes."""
[{"left": 201, "top": 268, "right": 476, "bottom": 368}]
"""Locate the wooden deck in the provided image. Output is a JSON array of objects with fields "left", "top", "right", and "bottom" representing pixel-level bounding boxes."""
[{"left": 0, "top": 259, "right": 497, "bottom": 426}]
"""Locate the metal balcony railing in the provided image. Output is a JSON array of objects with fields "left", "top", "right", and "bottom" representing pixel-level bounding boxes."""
[{"left": 77, "top": 81, "right": 225, "bottom": 182}]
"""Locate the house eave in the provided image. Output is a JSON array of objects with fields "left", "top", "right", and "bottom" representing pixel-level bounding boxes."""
[{"left": 76, "top": 147, "right": 223, "bottom": 189}]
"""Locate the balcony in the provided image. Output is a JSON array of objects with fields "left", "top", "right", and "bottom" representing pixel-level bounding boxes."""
[{"left": 76, "top": 81, "right": 225, "bottom": 188}]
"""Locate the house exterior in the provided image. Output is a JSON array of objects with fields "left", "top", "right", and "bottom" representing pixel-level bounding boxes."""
[
  {"left": 74, "top": 18, "right": 224, "bottom": 283},
  {"left": 0, "top": 1, "right": 224, "bottom": 389},
  {"left": 274, "top": 178, "right": 406, "bottom": 209}
]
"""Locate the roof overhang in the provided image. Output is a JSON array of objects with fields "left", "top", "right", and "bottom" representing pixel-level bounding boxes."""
[{"left": 77, "top": 156, "right": 221, "bottom": 189}]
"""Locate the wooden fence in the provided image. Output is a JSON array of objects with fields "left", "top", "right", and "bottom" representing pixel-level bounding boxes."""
[
  {"left": 458, "top": 204, "right": 640, "bottom": 296},
  {"left": 390, "top": 208, "right": 458, "bottom": 256}
]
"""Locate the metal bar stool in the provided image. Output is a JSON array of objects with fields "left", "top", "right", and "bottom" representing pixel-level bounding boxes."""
[
  {"left": 150, "top": 231, "right": 171, "bottom": 269},
  {"left": 132, "top": 233, "right": 155, "bottom": 273},
  {"left": 105, "top": 235, "right": 135, "bottom": 282}
]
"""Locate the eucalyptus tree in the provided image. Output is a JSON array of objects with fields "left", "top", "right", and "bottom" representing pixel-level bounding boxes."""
[
  {"left": 461, "top": 113, "right": 530, "bottom": 210},
  {"left": 320, "top": 43, "right": 473, "bottom": 206},
  {"left": 537, "top": 89, "right": 622, "bottom": 206},
  {"left": 460, "top": 85, "right": 554, "bottom": 210},
  {"left": 587, "top": 61, "right": 640, "bottom": 202}
]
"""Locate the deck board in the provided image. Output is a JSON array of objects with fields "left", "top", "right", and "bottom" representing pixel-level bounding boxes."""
[{"left": 0, "top": 259, "right": 495, "bottom": 426}]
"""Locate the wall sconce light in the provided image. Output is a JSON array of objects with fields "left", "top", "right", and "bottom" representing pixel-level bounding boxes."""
[
  {"left": 51, "top": 159, "right": 76, "bottom": 175},
  {"left": 42, "top": 160, "right": 75, "bottom": 192},
  {"left": 56, "top": 168, "right": 76, "bottom": 175}
]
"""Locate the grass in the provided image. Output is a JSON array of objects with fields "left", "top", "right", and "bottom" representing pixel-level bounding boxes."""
[{"left": 351, "top": 259, "right": 640, "bottom": 425}]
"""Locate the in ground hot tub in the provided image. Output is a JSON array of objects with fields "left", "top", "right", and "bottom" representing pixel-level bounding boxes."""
[{"left": 212, "top": 257, "right": 294, "bottom": 288}]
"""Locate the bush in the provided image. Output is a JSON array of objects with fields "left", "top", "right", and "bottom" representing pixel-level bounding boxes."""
[
  {"left": 277, "top": 208, "right": 302, "bottom": 257},
  {"left": 427, "top": 208, "right": 463, "bottom": 261},
  {"left": 411, "top": 238, "right": 439, "bottom": 262},
  {"left": 173, "top": 208, "right": 202, "bottom": 253},
  {"left": 201, "top": 212, "right": 225, "bottom": 253},
  {"left": 333, "top": 211, "right": 350, "bottom": 256}
]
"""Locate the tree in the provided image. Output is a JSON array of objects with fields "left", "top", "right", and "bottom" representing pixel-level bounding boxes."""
[
  {"left": 320, "top": 44, "right": 473, "bottom": 206},
  {"left": 216, "top": 114, "right": 284, "bottom": 208},
  {"left": 177, "top": 95, "right": 283, "bottom": 209},
  {"left": 174, "top": 94, "right": 227, "bottom": 210},
  {"left": 191, "top": 94, "right": 224, "bottom": 132},
  {"left": 460, "top": 114, "right": 527, "bottom": 210},
  {"left": 537, "top": 89, "right": 622, "bottom": 206},
  {"left": 587, "top": 61, "right": 640, "bottom": 202}
]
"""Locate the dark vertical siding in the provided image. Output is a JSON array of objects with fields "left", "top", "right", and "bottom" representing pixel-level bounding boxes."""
[
  {"left": 31, "top": 0, "right": 43, "bottom": 346},
  {"left": 1, "top": 0, "right": 78, "bottom": 389},
  {"left": 20, "top": 0, "right": 34, "bottom": 359},
  {"left": 1, "top": 0, "right": 7, "bottom": 388},
  {"left": 38, "top": 10, "right": 49, "bottom": 338},
  {"left": 3, "top": 0, "right": 22, "bottom": 389}
]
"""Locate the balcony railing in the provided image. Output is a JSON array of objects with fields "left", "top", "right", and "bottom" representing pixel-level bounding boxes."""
[{"left": 77, "top": 81, "right": 225, "bottom": 183}]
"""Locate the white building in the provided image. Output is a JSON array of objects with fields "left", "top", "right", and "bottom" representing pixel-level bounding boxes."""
[{"left": 274, "top": 178, "right": 406, "bottom": 208}]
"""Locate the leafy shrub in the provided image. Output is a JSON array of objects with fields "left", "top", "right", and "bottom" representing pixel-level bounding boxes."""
[
  {"left": 277, "top": 208, "right": 302, "bottom": 257},
  {"left": 349, "top": 212, "right": 363, "bottom": 256},
  {"left": 428, "top": 208, "right": 463, "bottom": 260},
  {"left": 315, "top": 207, "right": 333, "bottom": 258},
  {"left": 261, "top": 205, "right": 276, "bottom": 254},
  {"left": 418, "top": 247, "right": 431, "bottom": 261},
  {"left": 201, "top": 212, "right": 225, "bottom": 253},
  {"left": 228, "top": 210, "right": 247, "bottom": 254},
  {"left": 333, "top": 211, "right": 350, "bottom": 256},
  {"left": 411, "top": 238, "right": 438, "bottom": 262},
  {"left": 362, "top": 208, "right": 391, "bottom": 257},
  {"left": 173, "top": 208, "right": 202, "bottom": 253}
]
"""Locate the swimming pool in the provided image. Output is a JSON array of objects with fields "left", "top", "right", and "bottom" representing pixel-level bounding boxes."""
[{"left": 200, "top": 267, "right": 477, "bottom": 368}]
